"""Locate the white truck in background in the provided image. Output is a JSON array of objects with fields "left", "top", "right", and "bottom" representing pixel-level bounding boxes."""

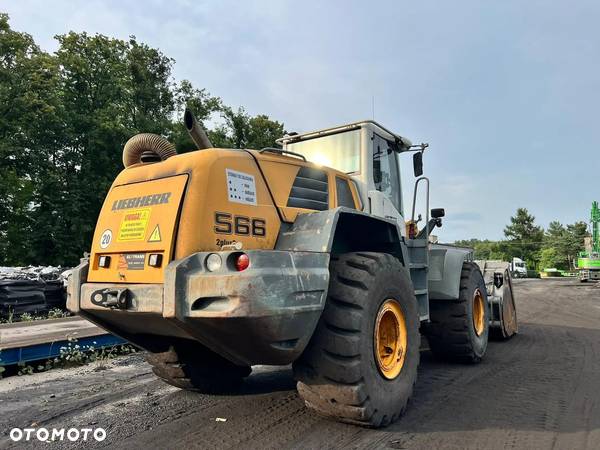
[{"left": 510, "top": 257, "right": 527, "bottom": 278}]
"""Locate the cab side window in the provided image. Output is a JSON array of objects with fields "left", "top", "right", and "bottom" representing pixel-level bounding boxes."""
[
  {"left": 335, "top": 177, "right": 356, "bottom": 209},
  {"left": 372, "top": 133, "right": 401, "bottom": 212}
]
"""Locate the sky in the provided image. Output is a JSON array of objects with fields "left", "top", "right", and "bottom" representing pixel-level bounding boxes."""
[{"left": 4, "top": 0, "right": 599, "bottom": 242}]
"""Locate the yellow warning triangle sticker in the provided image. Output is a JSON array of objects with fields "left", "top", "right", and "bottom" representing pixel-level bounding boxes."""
[{"left": 148, "top": 225, "right": 162, "bottom": 242}]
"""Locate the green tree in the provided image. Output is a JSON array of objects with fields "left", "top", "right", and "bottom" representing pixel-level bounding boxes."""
[
  {"left": 211, "top": 106, "right": 285, "bottom": 149},
  {"left": 126, "top": 37, "right": 175, "bottom": 134},
  {"left": 564, "top": 222, "right": 589, "bottom": 269},
  {"left": 0, "top": 13, "right": 62, "bottom": 264},
  {"left": 247, "top": 114, "right": 286, "bottom": 149},
  {"left": 545, "top": 221, "right": 565, "bottom": 247},
  {"left": 170, "top": 79, "right": 221, "bottom": 153},
  {"left": 542, "top": 221, "right": 568, "bottom": 269},
  {"left": 29, "top": 32, "right": 121, "bottom": 264},
  {"left": 539, "top": 247, "right": 561, "bottom": 270},
  {"left": 454, "top": 238, "right": 507, "bottom": 260},
  {"left": 503, "top": 208, "right": 544, "bottom": 267},
  {"left": 541, "top": 220, "right": 589, "bottom": 270}
]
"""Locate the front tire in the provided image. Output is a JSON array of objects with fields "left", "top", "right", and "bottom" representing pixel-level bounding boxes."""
[
  {"left": 293, "top": 252, "right": 420, "bottom": 427},
  {"left": 425, "top": 262, "right": 489, "bottom": 363}
]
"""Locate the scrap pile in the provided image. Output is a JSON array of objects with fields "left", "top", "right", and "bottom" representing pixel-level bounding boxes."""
[{"left": 0, "top": 266, "right": 70, "bottom": 318}]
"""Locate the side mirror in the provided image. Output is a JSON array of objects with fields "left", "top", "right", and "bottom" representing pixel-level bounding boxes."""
[
  {"left": 431, "top": 208, "right": 445, "bottom": 219},
  {"left": 413, "top": 152, "right": 423, "bottom": 177}
]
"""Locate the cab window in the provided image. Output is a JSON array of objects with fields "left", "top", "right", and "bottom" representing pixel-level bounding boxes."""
[
  {"left": 286, "top": 129, "right": 360, "bottom": 173},
  {"left": 336, "top": 177, "right": 356, "bottom": 209}
]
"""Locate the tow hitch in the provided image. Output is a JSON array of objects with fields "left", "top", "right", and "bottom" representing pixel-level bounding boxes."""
[{"left": 91, "top": 288, "right": 130, "bottom": 309}]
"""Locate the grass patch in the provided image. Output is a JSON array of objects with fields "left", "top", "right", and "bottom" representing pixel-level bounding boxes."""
[
  {"left": 0, "top": 308, "right": 71, "bottom": 324},
  {"left": 0, "top": 337, "right": 138, "bottom": 379}
]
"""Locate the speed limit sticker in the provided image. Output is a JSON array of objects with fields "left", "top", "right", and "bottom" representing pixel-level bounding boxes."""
[{"left": 100, "top": 229, "right": 112, "bottom": 249}]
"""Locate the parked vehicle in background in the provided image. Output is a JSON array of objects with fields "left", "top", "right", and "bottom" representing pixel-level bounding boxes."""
[
  {"left": 510, "top": 257, "right": 527, "bottom": 278},
  {"left": 577, "top": 201, "right": 600, "bottom": 282}
]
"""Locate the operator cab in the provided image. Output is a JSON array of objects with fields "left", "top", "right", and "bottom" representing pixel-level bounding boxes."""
[{"left": 278, "top": 120, "right": 432, "bottom": 236}]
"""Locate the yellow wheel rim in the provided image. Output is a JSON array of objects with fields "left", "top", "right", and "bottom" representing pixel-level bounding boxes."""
[
  {"left": 473, "top": 288, "right": 485, "bottom": 336},
  {"left": 374, "top": 299, "right": 407, "bottom": 380}
]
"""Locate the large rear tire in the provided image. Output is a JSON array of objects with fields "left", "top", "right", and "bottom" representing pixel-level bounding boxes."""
[
  {"left": 145, "top": 340, "right": 251, "bottom": 393},
  {"left": 425, "top": 261, "right": 489, "bottom": 363},
  {"left": 293, "top": 252, "right": 420, "bottom": 427}
]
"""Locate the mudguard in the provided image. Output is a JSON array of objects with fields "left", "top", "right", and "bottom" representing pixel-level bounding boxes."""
[
  {"left": 428, "top": 244, "right": 473, "bottom": 300},
  {"left": 275, "top": 207, "right": 408, "bottom": 263}
]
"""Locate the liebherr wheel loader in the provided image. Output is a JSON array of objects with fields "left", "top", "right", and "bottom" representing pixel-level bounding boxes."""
[{"left": 67, "top": 111, "right": 517, "bottom": 427}]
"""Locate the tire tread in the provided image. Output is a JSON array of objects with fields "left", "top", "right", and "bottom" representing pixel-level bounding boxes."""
[{"left": 294, "top": 252, "right": 420, "bottom": 427}]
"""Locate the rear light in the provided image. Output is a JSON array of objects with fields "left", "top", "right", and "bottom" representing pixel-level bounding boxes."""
[
  {"left": 148, "top": 253, "right": 163, "bottom": 267},
  {"left": 98, "top": 255, "right": 111, "bottom": 268},
  {"left": 206, "top": 253, "right": 222, "bottom": 272},
  {"left": 235, "top": 253, "right": 250, "bottom": 271}
]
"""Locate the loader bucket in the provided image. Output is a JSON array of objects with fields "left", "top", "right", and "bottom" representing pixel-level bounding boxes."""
[{"left": 475, "top": 260, "right": 518, "bottom": 339}]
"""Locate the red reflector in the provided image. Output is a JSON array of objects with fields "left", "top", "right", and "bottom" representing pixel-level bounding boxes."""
[{"left": 235, "top": 253, "right": 250, "bottom": 271}]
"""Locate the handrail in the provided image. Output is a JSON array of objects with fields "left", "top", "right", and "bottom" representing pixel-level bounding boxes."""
[
  {"left": 411, "top": 176, "right": 431, "bottom": 244},
  {"left": 259, "top": 147, "right": 307, "bottom": 161}
]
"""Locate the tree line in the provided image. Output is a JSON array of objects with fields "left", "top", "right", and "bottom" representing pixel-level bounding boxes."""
[
  {"left": 455, "top": 208, "right": 589, "bottom": 271},
  {"left": 0, "top": 14, "right": 284, "bottom": 266}
]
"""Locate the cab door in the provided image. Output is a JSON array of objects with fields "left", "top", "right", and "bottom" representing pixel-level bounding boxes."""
[{"left": 370, "top": 133, "right": 403, "bottom": 224}]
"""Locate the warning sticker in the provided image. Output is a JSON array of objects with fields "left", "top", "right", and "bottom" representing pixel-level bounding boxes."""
[
  {"left": 118, "top": 208, "right": 151, "bottom": 242},
  {"left": 148, "top": 225, "right": 162, "bottom": 242},
  {"left": 226, "top": 169, "right": 257, "bottom": 205},
  {"left": 118, "top": 253, "right": 146, "bottom": 270}
]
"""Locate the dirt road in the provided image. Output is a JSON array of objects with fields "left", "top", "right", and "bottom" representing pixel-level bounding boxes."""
[{"left": 1, "top": 279, "right": 599, "bottom": 449}]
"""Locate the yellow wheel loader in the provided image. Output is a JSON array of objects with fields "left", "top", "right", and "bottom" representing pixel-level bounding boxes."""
[{"left": 68, "top": 111, "right": 517, "bottom": 427}]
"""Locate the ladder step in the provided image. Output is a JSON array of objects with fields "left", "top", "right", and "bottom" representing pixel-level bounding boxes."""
[
  {"left": 414, "top": 289, "right": 428, "bottom": 295},
  {"left": 405, "top": 239, "right": 428, "bottom": 248},
  {"left": 409, "top": 263, "right": 428, "bottom": 269}
]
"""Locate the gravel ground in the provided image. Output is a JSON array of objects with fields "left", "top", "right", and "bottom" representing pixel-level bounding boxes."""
[{"left": 1, "top": 278, "right": 599, "bottom": 449}]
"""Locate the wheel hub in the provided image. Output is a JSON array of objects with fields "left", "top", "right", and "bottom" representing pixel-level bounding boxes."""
[
  {"left": 473, "top": 288, "right": 485, "bottom": 336},
  {"left": 374, "top": 299, "right": 407, "bottom": 379}
]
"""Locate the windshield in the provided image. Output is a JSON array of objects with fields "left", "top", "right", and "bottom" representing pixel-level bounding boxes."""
[{"left": 286, "top": 129, "right": 360, "bottom": 173}]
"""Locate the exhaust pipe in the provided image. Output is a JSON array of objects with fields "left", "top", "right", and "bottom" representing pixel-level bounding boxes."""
[{"left": 184, "top": 108, "right": 213, "bottom": 150}]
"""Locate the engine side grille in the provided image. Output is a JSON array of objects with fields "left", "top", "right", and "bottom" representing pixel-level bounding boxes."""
[{"left": 286, "top": 167, "right": 329, "bottom": 211}]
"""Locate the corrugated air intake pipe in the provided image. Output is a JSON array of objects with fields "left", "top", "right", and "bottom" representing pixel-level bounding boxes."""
[{"left": 122, "top": 133, "right": 177, "bottom": 168}]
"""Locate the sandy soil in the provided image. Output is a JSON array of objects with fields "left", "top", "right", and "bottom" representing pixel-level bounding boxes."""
[{"left": 1, "top": 278, "right": 599, "bottom": 449}]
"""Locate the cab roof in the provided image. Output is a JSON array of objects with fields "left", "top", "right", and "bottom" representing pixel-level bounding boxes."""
[{"left": 276, "top": 120, "right": 413, "bottom": 149}]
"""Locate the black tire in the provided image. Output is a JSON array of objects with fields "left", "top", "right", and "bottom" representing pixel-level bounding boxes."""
[
  {"left": 293, "top": 252, "right": 420, "bottom": 427},
  {"left": 145, "top": 340, "right": 251, "bottom": 394},
  {"left": 425, "top": 261, "right": 489, "bottom": 363}
]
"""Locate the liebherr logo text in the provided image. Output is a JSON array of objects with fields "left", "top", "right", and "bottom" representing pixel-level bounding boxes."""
[
  {"left": 112, "top": 192, "right": 171, "bottom": 211},
  {"left": 10, "top": 427, "right": 106, "bottom": 442}
]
